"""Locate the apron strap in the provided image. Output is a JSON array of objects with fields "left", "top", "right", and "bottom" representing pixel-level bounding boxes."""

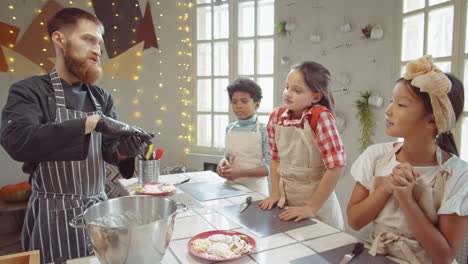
[
  {"left": 432, "top": 146, "right": 451, "bottom": 210},
  {"left": 49, "top": 69, "right": 66, "bottom": 109},
  {"left": 373, "top": 142, "right": 403, "bottom": 177}
]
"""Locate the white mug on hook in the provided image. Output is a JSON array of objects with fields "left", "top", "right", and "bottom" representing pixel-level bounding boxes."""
[{"left": 368, "top": 95, "right": 383, "bottom": 107}]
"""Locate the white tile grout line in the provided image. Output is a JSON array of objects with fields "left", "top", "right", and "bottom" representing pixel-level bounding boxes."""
[{"left": 166, "top": 247, "right": 182, "bottom": 264}]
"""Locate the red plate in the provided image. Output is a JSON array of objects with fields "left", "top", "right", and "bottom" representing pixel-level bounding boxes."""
[
  {"left": 134, "top": 183, "right": 176, "bottom": 196},
  {"left": 188, "top": 230, "right": 256, "bottom": 262}
]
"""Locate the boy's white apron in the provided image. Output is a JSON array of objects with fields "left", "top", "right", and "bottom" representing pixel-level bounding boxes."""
[
  {"left": 274, "top": 118, "right": 344, "bottom": 229},
  {"left": 225, "top": 122, "right": 269, "bottom": 196},
  {"left": 369, "top": 143, "right": 453, "bottom": 264}
]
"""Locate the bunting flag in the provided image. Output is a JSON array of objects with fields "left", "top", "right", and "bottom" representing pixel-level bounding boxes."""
[
  {"left": 137, "top": 1, "right": 159, "bottom": 49},
  {"left": 92, "top": 0, "right": 143, "bottom": 58},
  {"left": 13, "top": 0, "right": 63, "bottom": 73},
  {"left": 101, "top": 41, "right": 144, "bottom": 80},
  {"left": 0, "top": 22, "right": 20, "bottom": 72},
  {"left": 2, "top": 46, "right": 46, "bottom": 79}
]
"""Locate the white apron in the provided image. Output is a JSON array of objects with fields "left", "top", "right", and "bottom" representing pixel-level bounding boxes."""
[
  {"left": 275, "top": 118, "right": 344, "bottom": 229},
  {"left": 225, "top": 121, "right": 269, "bottom": 196},
  {"left": 369, "top": 143, "right": 454, "bottom": 264}
]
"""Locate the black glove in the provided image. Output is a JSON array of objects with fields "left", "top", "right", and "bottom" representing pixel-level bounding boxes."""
[
  {"left": 95, "top": 114, "right": 154, "bottom": 144},
  {"left": 117, "top": 136, "right": 147, "bottom": 157}
]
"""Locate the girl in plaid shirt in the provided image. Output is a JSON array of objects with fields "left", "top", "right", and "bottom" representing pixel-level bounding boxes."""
[{"left": 259, "top": 61, "right": 345, "bottom": 229}]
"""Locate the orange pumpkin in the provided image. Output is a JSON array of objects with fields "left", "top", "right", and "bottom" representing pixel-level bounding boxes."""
[{"left": 0, "top": 181, "right": 32, "bottom": 202}]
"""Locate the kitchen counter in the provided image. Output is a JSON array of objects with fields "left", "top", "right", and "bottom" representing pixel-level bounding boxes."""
[{"left": 67, "top": 171, "right": 407, "bottom": 264}]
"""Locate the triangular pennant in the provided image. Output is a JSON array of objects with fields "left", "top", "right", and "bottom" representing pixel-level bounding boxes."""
[
  {"left": 2, "top": 46, "right": 46, "bottom": 79},
  {"left": 0, "top": 22, "right": 20, "bottom": 72},
  {"left": 101, "top": 42, "right": 144, "bottom": 80},
  {"left": 92, "top": 0, "right": 143, "bottom": 58},
  {"left": 137, "top": 1, "right": 159, "bottom": 49},
  {"left": 13, "top": 0, "right": 63, "bottom": 72}
]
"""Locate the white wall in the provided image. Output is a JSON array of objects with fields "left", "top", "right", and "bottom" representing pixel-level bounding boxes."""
[{"left": 275, "top": 0, "right": 398, "bottom": 237}]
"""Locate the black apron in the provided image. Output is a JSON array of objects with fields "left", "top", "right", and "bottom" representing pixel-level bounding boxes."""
[{"left": 21, "top": 69, "right": 107, "bottom": 263}]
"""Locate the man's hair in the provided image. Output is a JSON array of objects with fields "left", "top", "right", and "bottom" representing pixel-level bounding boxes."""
[
  {"left": 47, "top": 8, "right": 104, "bottom": 38},
  {"left": 227, "top": 78, "right": 263, "bottom": 102}
]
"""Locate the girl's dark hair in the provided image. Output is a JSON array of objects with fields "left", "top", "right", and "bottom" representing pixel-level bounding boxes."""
[
  {"left": 291, "top": 61, "right": 335, "bottom": 113},
  {"left": 398, "top": 73, "right": 464, "bottom": 156},
  {"left": 227, "top": 78, "right": 263, "bottom": 102},
  {"left": 47, "top": 8, "right": 104, "bottom": 38}
]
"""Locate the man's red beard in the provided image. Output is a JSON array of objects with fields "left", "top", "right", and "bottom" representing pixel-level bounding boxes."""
[{"left": 63, "top": 43, "right": 102, "bottom": 84}]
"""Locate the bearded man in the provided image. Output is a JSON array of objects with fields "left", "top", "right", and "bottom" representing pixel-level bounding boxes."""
[{"left": 0, "top": 8, "right": 153, "bottom": 263}]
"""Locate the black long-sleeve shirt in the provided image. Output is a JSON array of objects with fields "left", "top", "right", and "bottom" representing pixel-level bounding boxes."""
[{"left": 1, "top": 74, "right": 133, "bottom": 178}]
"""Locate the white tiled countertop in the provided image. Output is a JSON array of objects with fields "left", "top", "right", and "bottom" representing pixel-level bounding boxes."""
[{"left": 67, "top": 171, "right": 407, "bottom": 264}]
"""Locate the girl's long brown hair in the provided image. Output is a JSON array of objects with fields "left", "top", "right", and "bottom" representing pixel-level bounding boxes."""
[{"left": 291, "top": 61, "right": 335, "bottom": 114}]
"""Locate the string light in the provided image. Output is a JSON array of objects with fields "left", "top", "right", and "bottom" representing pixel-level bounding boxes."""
[{"left": 174, "top": 1, "right": 193, "bottom": 152}]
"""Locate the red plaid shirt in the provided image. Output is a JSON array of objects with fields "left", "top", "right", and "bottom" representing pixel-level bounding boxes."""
[{"left": 267, "top": 105, "right": 346, "bottom": 169}]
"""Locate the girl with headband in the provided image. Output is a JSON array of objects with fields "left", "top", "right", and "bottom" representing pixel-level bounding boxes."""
[{"left": 347, "top": 55, "right": 467, "bottom": 264}]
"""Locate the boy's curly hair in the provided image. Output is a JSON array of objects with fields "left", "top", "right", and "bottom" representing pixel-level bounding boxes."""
[{"left": 227, "top": 78, "right": 263, "bottom": 102}]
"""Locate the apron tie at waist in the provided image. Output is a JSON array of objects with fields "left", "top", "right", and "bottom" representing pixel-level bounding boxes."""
[
  {"left": 370, "top": 231, "right": 422, "bottom": 264},
  {"left": 34, "top": 191, "right": 106, "bottom": 208}
]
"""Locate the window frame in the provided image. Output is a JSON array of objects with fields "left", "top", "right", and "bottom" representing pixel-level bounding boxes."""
[
  {"left": 192, "top": 0, "right": 276, "bottom": 155},
  {"left": 398, "top": 0, "right": 467, "bottom": 155}
]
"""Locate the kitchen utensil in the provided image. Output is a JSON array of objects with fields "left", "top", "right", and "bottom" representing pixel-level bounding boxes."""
[
  {"left": 339, "top": 242, "right": 364, "bottom": 264},
  {"left": 239, "top": 196, "right": 252, "bottom": 213},
  {"left": 145, "top": 144, "right": 153, "bottom": 160},
  {"left": 175, "top": 178, "right": 190, "bottom": 185},
  {"left": 137, "top": 159, "right": 160, "bottom": 184},
  {"left": 154, "top": 148, "right": 164, "bottom": 160},
  {"left": 188, "top": 230, "right": 256, "bottom": 262},
  {"left": 69, "top": 196, "right": 187, "bottom": 264}
]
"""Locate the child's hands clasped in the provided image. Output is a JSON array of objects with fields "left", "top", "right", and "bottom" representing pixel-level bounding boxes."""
[
  {"left": 216, "top": 159, "right": 241, "bottom": 181},
  {"left": 278, "top": 206, "right": 316, "bottom": 222},
  {"left": 391, "top": 163, "right": 420, "bottom": 201},
  {"left": 216, "top": 158, "right": 230, "bottom": 176},
  {"left": 221, "top": 167, "right": 241, "bottom": 181}
]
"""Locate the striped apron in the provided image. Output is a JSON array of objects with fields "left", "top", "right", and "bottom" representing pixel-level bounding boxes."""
[{"left": 21, "top": 69, "right": 107, "bottom": 263}]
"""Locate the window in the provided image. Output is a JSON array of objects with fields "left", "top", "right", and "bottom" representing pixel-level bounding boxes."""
[
  {"left": 400, "top": 0, "right": 468, "bottom": 160},
  {"left": 194, "top": 0, "right": 275, "bottom": 152}
]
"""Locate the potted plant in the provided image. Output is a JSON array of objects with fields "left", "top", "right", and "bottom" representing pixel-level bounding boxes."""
[
  {"left": 355, "top": 90, "right": 375, "bottom": 152},
  {"left": 275, "top": 21, "right": 287, "bottom": 36}
]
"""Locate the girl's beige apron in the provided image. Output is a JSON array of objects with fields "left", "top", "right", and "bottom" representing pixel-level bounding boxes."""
[
  {"left": 274, "top": 118, "right": 344, "bottom": 229},
  {"left": 225, "top": 122, "right": 269, "bottom": 196},
  {"left": 369, "top": 143, "right": 452, "bottom": 264}
]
